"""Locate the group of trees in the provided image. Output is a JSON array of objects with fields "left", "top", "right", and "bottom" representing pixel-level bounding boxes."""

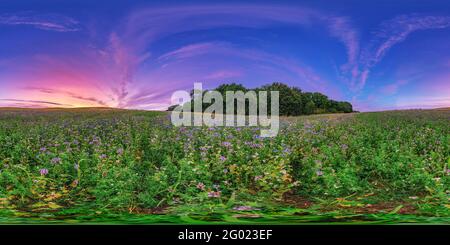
[{"left": 168, "top": 82, "right": 353, "bottom": 116}]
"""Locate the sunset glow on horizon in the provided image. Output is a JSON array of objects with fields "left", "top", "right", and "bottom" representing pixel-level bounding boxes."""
[{"left": 1, "top": 0, "right": 449, "bottom": 111}]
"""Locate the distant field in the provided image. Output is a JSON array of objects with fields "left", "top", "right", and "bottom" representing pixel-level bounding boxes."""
[{"left": 0, "top": 108, "right": 448, "bottom": 224}]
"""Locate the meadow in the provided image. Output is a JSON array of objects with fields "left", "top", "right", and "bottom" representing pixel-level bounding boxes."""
[{"left": 0, "top": 108, "right": 448, "bottom": 224}]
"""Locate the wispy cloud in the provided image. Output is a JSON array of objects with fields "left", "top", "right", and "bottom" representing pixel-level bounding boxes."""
[
  {"left": 355, "top": 14, "right": 450, "bottom": 91},
  {"left": 326, "top": 16, "right": 360, "bottom": 70},
  {"left": 205, "top": 70, "right": 243, "bottom": 80},
  {"left": 380, "top": 79, "right": 409, "bottom": 95},
  {"left": 158, "top": 42, "right": 223, "bottom": 61},
  {"left": 24, "top": 87, "right": 108, "bottom": 106},
  {"left": 0, "top": 99, "right": 71, "bottom": 107},
  {"left": 105, "top": 5, "right": 357, "bottom": 108},
  {"left": 0, "top": 11, "right": 80, "bottom": 32}
]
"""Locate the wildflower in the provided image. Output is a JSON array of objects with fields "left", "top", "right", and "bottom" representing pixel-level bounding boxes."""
[
  {"left": 316, "top": 170, "right": 323, "bottom": 176},
  {"left": 254, "top": 175, "right": 263, "bottom": 181},
  {"left": 196, "top": 182, "right": 205, "bottom": 190},
  {"left": 207, "top": 191, "right": 221, "bottom": 198},
  {"left": 90, "top": 137, "right": 101, "bottom": 145},
  {"left": 51, "top": 157, "right": 61, "bottom": 164},
  {"left": 223, "top": 168, "right": 228, "bottom": 174},
  {"left": 213, "top": 184, "right": 220, "bottom": 190},
  {"left": 233, "top": 206, "right": 257, "bottom": 211},
  {"left": 71, "top": 179, "right": 79, "bottom": 187},
  {"left": 99, "top": 154, "right": 107, "bottom": 159},
  {"left": 219, "top": 156, "right": 227, "bottom": 162},
  {"left": 117, "top": 148, "right": 124, "bottom": 155},
  {"left": 222, "top": 141, "right": 232, "bottom": 147},
  {"left": 40, "top": 168, "right": 49, "bottom": 176},
  {"left": 341, "top": 144, "right": 348, "bottom": 150},
  {"left": 409, "top": 196, "right": 419, "bottom": 200},
  {"left": 39, "top": 147, "right": 47, "bottom": 152}
]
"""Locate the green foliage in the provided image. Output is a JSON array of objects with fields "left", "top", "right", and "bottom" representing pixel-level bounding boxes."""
[{"left": 168, "top": 82, "right": 353, "bottom": 115}]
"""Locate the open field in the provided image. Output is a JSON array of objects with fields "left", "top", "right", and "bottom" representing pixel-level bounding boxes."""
[{"left": 0, "top": 108, "right": 448, "bottom": 224}]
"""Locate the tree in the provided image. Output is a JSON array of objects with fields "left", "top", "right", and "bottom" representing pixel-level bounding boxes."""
[
  {"left": 304, "top": 101, "right": 316, "bottom": 115},
  {"left": 168, "top": 82, "right": 353, "bottom": 116}
]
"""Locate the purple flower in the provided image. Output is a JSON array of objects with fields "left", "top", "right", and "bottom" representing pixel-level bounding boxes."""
[
  {"left": 39, "top": 147, "right": 47, "bottom": 152},
  {"left": 39, "top": 168, "right": 49, "bottom": 176},
  {"left": 207, "top": 191, "right": 221, "bottom": 198},
  {"left": 254, "top": 175, "right": 263, "bottom": 181},
  {"left": 219, "top": 156, "right": 227, "bottom": 162},
  {"left": 233, "top": 206, "right": 257, "bottom": 211},
  {"left": 90, "top": 137, "right": 100, "bottom": 145},
  {"left": 116, "top": 148, "right": 124, "bottom": 155},
  {"left": 51, "top": 157, "right": 61, "bottom": 164},
  {"left": 222, "top": 141, "right": 232, "bottom": 147},
  {"left": 316, "top": 170, "right": 324, "bottom": 176},
  {"left": 99, "top": 154, "right": 107, "bottom": 159}
]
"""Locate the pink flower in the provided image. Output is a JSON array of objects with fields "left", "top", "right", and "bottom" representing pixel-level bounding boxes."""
[
  {"left": 196, "top": 182, "right": 205, "bottom": 190},
  {"left": 39, "top": 168, "right": 49, "bottom": 176},
  {"left": 207, "top": 191, "right": 221, "bottom": 198}
]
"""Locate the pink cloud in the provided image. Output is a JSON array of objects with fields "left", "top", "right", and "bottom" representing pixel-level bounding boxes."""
[
  {"left": 205, "top": 70, "right": 243, "bottom": 80},
  {"left": 380, "top": 79, "right": 409, "bottom": 95}
]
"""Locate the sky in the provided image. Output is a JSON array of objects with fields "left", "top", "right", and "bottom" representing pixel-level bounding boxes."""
[{"left": 0, "top": 0, "right": 449, "bottom": 111}]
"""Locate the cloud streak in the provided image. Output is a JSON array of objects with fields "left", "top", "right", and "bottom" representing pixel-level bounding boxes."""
[
  {"left": 24, "top": 87, "right": 108, "bottom": 106},
  {"left": 0, "top": 99, "right": 71, "bottom": 107},
  {"left": 355, "top": 14, "right": 450, "bottom": 91},
  {"left": 0, "top": 11, "right": 80, "bottom": 32}
]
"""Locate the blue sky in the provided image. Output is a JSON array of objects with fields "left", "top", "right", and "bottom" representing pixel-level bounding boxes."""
[{"left": 0, "top": 0, "right": 449, "bottom": 111}]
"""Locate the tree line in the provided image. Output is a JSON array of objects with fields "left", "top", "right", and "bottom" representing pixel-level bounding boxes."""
[{"left": 168, "top": 82, "right": 353, "bottom": 116}]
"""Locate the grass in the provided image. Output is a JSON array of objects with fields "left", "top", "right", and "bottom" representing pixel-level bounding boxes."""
[{"left": 0, "top": 108, "right": 448, "bottom": 224}]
